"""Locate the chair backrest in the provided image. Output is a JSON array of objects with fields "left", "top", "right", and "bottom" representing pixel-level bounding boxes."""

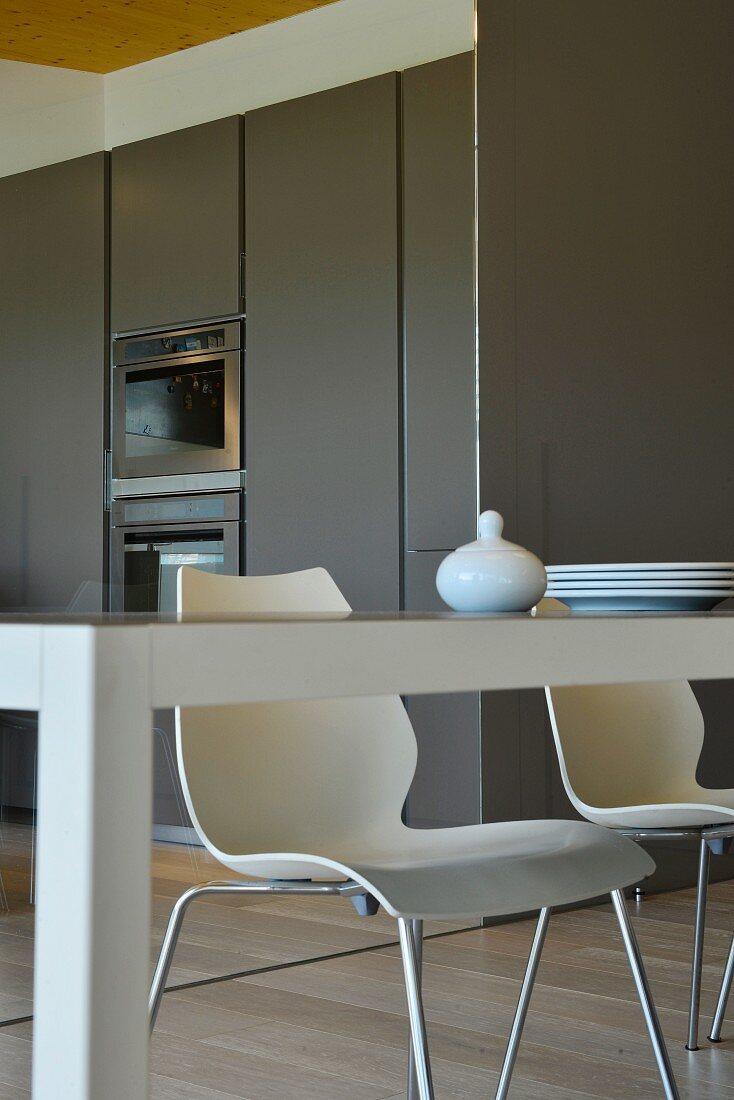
[
  {"left": 545, "top": 680, "right": 705, "bottom": 813},
  {"left": 175, "top": 566, "right": 418, "bottom": 870},
  {"left": 534, "top": 596, "right": 705, "bottom": 814}
]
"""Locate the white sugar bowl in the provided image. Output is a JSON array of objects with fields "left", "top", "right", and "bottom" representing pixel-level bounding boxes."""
[{"left": 436, "top": 511, "right": 547, "bottom": 612}]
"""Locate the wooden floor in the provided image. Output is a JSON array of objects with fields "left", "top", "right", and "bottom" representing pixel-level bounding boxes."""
[{"left": 0, "top": 828, "right": 733, "bottom": 1097}]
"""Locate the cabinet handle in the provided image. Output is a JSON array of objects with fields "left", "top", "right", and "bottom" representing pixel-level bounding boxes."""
[
  {"left": 239, "top": 252, "right": 246, "bottom": 303},
  {"left": 539, "top": 439, "right": 550, "bottom": 563},
  {"left": 103, "top": 450, "right": 112, "bottom": 512}
]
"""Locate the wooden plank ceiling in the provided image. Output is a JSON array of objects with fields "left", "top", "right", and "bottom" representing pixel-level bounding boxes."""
[{"left": 0, "top": 0, "right": 341, "bottom": 72}]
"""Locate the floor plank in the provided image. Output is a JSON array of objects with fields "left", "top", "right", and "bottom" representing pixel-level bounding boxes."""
[{"left": 3, "top": 829, "right": 734, "bottom": 1097}]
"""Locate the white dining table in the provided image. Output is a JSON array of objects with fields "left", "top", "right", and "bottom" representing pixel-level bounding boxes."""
[{"left": 1, "top": 607, "right": 734, "bottom": 1098}]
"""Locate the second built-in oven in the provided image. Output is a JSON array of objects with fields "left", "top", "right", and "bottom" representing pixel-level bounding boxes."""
[
  {"left": 110, "top": 490, "right": 243, "bottom": 842},
  {"left": 110, "top": 491, "right": 242, "bottom": 613},
  {"left": 112, "top": 321, "right": 241, "bottom": 487}
]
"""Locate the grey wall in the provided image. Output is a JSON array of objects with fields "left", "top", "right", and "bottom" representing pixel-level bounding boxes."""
[
  {"left": 478, "top": 0, "right": 734, "bottom": 821},
  {"left": 0, "top": 152, "right": 107, "bottom": 611}
]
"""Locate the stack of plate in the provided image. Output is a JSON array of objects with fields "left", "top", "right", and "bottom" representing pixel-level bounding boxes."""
[{"left": 546, "top": 562, "right": 734, "bottom": 611}]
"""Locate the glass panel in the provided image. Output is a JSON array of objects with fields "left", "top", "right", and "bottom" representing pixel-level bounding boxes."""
[
  {"left": 124, "top": 363, "right": 225, "bottom": 459},
  {"left": 123, "top": 328, "right": 226, "bottom": 361},
  {"left": 123, "top": 535, "right": 226, "bottom": 613}
]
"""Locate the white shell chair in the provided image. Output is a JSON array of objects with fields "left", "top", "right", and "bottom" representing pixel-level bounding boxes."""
[
  {"left": 544, "top": 672, "right": 734, "bottom": 1051},
  {"left": 149, "top": 566, "right": 680, "bottom": 1100}
]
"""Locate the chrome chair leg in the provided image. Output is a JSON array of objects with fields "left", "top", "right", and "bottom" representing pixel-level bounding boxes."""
[
  {"left": 150, "top": 878, "right": 366, "bottom": 1032},
  {"left": 149, "top": 882, "right": 209, "bottom": 1029},
  {"left": 494, "top": 907, "right": 551, "bottom": 1100},
  {"left": 407, "top": 919, "right": 424, "bottom": 1100},
  {"left": 708, "top": 930, "right": 734, "bottom": 1043},
  {"left": 398, "top": 917, "right": 434, "bottom": 1100},
  {"left": 686, "top": 837, "right": 710, "bottom": 1050},
  {"left": 611, "top": 889, "right": 679, "bottom": 1100}
]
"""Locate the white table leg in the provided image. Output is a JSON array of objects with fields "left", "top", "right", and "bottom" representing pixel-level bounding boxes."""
[{"left": 33, "top": 626, "right": 152, "bottom": 1100}]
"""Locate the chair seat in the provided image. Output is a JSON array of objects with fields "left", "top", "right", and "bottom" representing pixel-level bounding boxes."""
[
  {"left": 577, "top": 786, "right": 734, "bottom": 830},
  {"left": 218, "top": 819, "right": 654, "bottom": 920}
]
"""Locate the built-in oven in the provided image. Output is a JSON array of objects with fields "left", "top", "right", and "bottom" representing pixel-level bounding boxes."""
[
  {"left": 110, "top": 491, "right": 242, "bottom": 613},
  {"left": 112, "top": 321, "right": 242, "bottom": 495},
  {"left": 110, "top": 490, "right": 244, "bottom": 842}
]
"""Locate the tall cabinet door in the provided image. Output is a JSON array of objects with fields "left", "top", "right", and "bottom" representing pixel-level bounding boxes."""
[
  {"left": 0, "top": 153, "right": 107, "bottom": 807},
  {"left": 111, "top": 116, "right": 243, "bottom": 333},
  {"left": 245, "top": 76, "right": 400, "bottom": 611},
  {"left": 402, "top": 53, "right": 479, "bottom": 827},
  {"left": 477, "top": 0, "right": 734, "bottom": 886},
  {"left": 403, "top": 52, "right": 477, "bottom": 555},
  {"left": 0, "top": 153, "right": 106, "bottom": 612}
]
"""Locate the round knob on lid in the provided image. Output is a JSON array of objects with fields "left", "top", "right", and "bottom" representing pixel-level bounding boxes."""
[{"left": 478, "top": 510, "right": 504, "bottom": 540}]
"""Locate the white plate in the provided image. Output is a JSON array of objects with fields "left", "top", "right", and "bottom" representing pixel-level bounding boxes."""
[
  {"left": 547, "top": 589, "right": 734, "bottom": 612},
  {"left": 547, "top": 569, "right": 734, "bottom": 581},
  {"left": 548, "top": 561, "right": 734, "bottom": 573},
  {"left": 547, "top": 578, "right": 734, "bottom": 589}
]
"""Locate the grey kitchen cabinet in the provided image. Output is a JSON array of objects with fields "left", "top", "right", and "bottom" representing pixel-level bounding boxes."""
[
  {"left": 0, "top": 715, "right": 37, "bottom": 814},
  {"left": 245, "top": 75, "right": 401, "bottom": 611},
  {"left": 0, "top": 153, "right": 106, "bottom": 612},
  {"left": 404, "top": 552, "right": 481, "bottom": 828},
  {"left": 0, "top": 152, "right": 107, "bottom": 806},
  {"left": 111, "top": 116, "right": 243, "bottom": 334},
  {"left": 401, "top": 53, "right": 480, "bottom": 827},
  {"left": 403, "top": 51, "right": 477, "bottom": 553},
  {"left": 477, "top": 0, "right": 734, "bottom": 889},
  {"left": 152, "top": 711, "right": 194, "bottom": 839}
]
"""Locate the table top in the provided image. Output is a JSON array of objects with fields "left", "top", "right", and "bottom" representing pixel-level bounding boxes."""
[
  {"left": 1, "top": 607, "right": 734, "bottom": 712},
  {"left": 0, "top": 607, "right": 733, "bottom": 625}
]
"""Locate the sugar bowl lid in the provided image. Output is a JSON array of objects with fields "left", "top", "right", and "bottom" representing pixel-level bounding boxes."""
[{"left": 458, "top": 510, "right": 521, "bottom": 552}]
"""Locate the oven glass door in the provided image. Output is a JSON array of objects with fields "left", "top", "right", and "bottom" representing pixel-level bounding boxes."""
[
  {"left": 110, "top": 516, "right": 240, "bottom": 838},
  {"left": 113, "top": 350, "right": 240, "bottom": 480},
  {"left": 116, "top": 522, "right": 240, "bottom": 612}
]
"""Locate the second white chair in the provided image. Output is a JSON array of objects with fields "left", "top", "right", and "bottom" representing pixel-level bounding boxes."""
[
  {"left": 149, "top": 566, "right": 680, "bottom": 1100},
  {"left": 545, "top": 677, "right": 734, "bottom": 1050}
]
